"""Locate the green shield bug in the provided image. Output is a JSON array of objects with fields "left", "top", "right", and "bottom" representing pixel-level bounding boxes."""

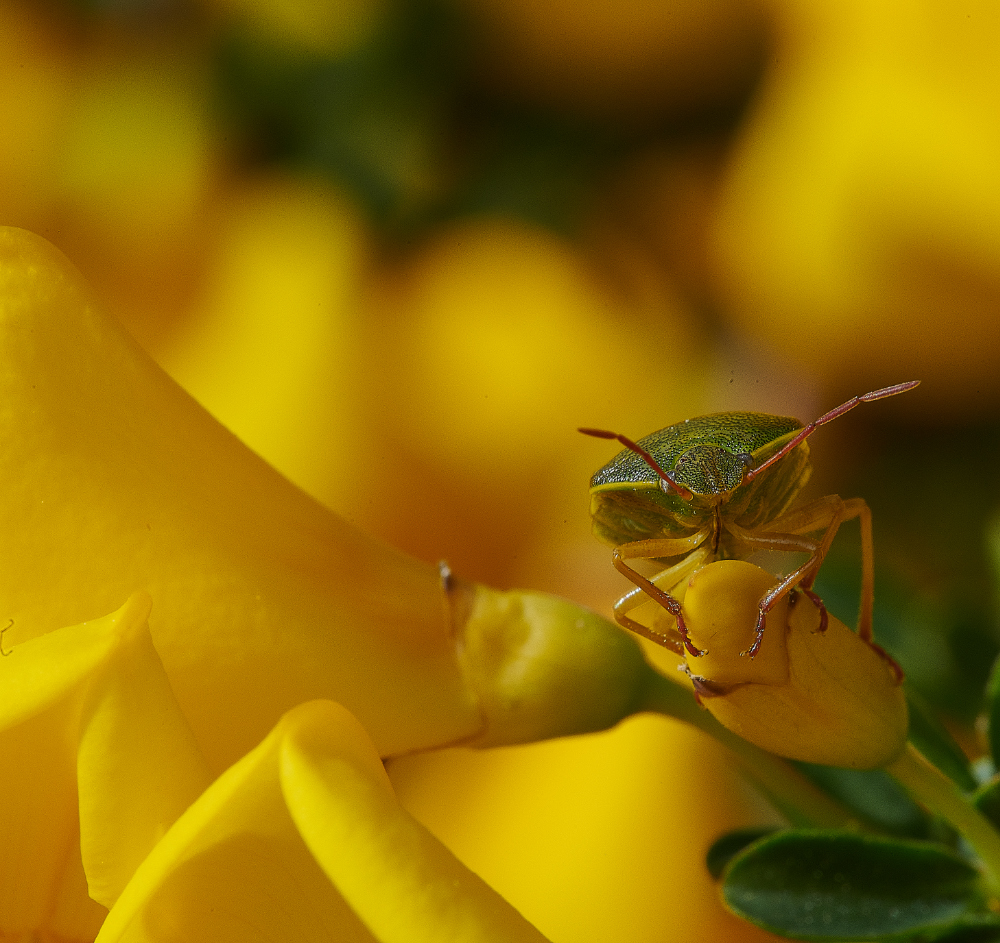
[{"left": 580, "top": 381, "right": 919, "bottom": 660}]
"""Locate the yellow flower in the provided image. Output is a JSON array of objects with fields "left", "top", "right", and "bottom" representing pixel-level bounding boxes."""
[
  {"left": 678, "top": 559, "right": 908, "bottom": 770},
  {"left": 0, "top": 225, "right": 661, "bottom": 939},
  {"left": 97, "top": 698, "right": 551, "bottom": 943},
  {"left": 712, "top": 0, "right": 1000, "bottom": 404}
]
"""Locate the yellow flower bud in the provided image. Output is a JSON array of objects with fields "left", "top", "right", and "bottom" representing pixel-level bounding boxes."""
[
  {"left": 679, "top": 560, "right": 908, "bottom": 770},
  {"left": 448, "top": 577, "right": 654, "bottom": 747}
]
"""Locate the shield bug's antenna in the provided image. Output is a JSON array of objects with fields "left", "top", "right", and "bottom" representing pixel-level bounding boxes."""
[
  {"left": 579, "top": 427, "right": 695, "bottom": 500},
  {"left": 744, "top": 381, "right": 920, "bottom": 484}
]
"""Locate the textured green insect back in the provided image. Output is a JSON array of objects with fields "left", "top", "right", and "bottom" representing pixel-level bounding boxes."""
[
  {"left": 580, "top": 380, "right": 921, "bottom": 498},
  {"left": 672, "top": 444, "right": 755, "bottom": 496},
  {"left": 576, "top": 428, "right": 695, "bottom": 500}
]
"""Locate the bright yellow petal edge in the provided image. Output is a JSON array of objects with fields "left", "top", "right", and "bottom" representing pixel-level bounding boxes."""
[
  {"left": 0, "top": 225, "right": 664, "bottom": 774},
  {"left": 0, "top": 593, "right": 210, "bottom": 939},
  {"left": 96, "top": 700, "right": 552, "bottom": 943}
]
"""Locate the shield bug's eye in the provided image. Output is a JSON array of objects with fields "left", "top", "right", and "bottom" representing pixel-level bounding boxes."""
[{"left": 738, "top": 453, "right": 754, "bottom": 477}]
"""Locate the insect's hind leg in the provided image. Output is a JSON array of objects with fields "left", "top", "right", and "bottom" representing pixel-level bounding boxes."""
[
  {"left": 730, "top": 494, "right": 875, "bottom": 656},
  {"left": 763, "top": 495, "right": 874, "bottom": 642},
  {"left": 611, "top": 532, "right": 712, "bottom": 657}
]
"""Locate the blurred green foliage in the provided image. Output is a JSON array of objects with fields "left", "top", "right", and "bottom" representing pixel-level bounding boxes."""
[{"left": 208, "top": 0, "right": 757, "bottom": 235}]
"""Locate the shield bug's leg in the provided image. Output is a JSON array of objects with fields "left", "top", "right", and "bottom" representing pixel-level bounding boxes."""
[
  {"left": 763, "top": 495, "right": 875, "bottom": 641},
  {"left": 613, "top": 549, "right": 696, "bottom": 655},
  {"left": 867, "top": 640, "right": 905, "bottom": 682},
  {"left": 612, "top": 545, "right": 713, "bottom": 655},
  {"left": 852, "top": 499, "right": 875, "bottom": 642},
  {"left": 612, "top": 586, "right": 686, "bottom": 655},
  {"left": 724, "top": 504, "right": 839, "bottom": 656},
  {"left": 730, "top": 494, "right": 878, "bottom": 656},
  {"left": 612, "top": 531, "right": 713, "bottom": 656},
  {"left": 747, "top": 502, "right": 847, "bottom": 655}
]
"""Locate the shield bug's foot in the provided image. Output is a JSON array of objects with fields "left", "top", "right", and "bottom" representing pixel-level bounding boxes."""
[
  {"left": 741, "top": 610, "right": 767, "bottom": 659},
  {"left": 799, "top": 587, "right": 830, "bottom": 634},
  {"left": 680, "top": 663, "right": 740, "bottom": 703},
  {"left": 867, "top": 640, "right": 905, "bottom": 683},
  {"left": 675, "top": 608, "right": 706, "bottom": 658}
]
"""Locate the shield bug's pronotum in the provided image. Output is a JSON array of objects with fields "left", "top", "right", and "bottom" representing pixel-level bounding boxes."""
[{"left": 580, "top": 381, "right": 919, "bottom": 660}]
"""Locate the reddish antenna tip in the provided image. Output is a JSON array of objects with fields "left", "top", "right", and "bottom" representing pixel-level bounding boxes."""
[{"left": 861, "top": 380, "right": 920, "bottom": 401}]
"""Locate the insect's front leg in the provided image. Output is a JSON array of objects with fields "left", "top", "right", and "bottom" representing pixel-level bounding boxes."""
[
  {"left": 727, "top": 494, "right": 876, "bottom": 656},
  {"left": 722, "top": 514, "right": 829, "bottom": 656},
  {"left": 612, "top": 530, "right": 712, "bottom": 656},
  {"left": 610, "top": 583, "right": 687, "bottom": 655},
  {"left": 611, "top": 544, "right": 714, "bottom": 655}
]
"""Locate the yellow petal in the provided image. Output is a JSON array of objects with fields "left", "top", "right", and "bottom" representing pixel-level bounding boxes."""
[
  {"left": 0, "top": 225, "right": 663, "bottom": 765},
  {"left": 682, "top": 560, "right": 908, "bottom": 769},
  {"left": 283, "top": 701, "right": 552, "bottom": 943},
  {"left": 77, "top": 597, "right": 212, "bottom": 909},
  {"left": 0, "top": 593, "right": 207, "bottom": 938},
  {"left": 0, "top": 225, "right": 479, "bottom": 767},
  {"left": 97, "top": 700, "right": 551, "bottom": 943}
]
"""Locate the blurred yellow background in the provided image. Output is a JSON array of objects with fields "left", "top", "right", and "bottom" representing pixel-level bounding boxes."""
[{"left": 3, "top": 0, "right": 999, "bottom": 939}]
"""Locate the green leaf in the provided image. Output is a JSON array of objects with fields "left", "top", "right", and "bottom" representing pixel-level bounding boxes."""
[
  {"left": 722, "top": 830, "right": 1000, "bottom": 941},
  {"left": 985, "top": 654, "right": 1000, "bottom": 769},
  {"left": 706, "top": 827, "right": 781, "bottom": 879},
  {"left": 906, "top": 688, "right": 977, "bottom": 793},
  {"left": 793, "top": 763, "right": 932, "bottom": 838},
  {"left": 973, "top": 778, "right": 1000, "bottom": 833}
]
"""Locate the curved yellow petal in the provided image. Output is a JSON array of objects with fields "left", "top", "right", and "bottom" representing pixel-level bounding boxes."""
[
  {"left": 98, "top": 701, "right": 551, "bottom": 943},
  {"left": 282, "top": 701, "right": 551, "bottom": 943},
  {"left": 0, "top": 225, "right": 479, "bottom": 767},
  {"left": 0, "top": 593, "right": 208, "bottom": 938},
  {"left": 0, "top": 226, "right": 662, "bottom": 770},
  {"left": 96, "top": 703, "right": 377, "bottom": 943},
  {"left": 682, "top": 560, "right": 908, "bottom": 769},
  {"left": 0, "top": 594, "right": 145, "bottom": 731},
  {"left": 77, "top": 597, "right": 212, "bottom": 909}
]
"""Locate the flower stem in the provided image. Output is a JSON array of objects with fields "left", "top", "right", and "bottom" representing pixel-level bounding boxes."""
[
  {"left": 641, "top": 670, "right": 856, "bottom": 829},
  {"left": 887, "top": 744, "right": 1000, "bottom": 896}
]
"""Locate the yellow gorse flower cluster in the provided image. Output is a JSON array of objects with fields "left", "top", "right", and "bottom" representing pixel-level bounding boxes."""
[
  {"left": 0, "top": 226, "right": 912, "bottom": 941},
  {"left": 0, "top": 227, "right": 661, "bottom": 941}
]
